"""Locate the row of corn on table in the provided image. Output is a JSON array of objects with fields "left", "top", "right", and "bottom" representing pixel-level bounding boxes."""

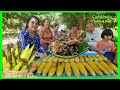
[{"left": 30, "top": 53, "right": 118, "bottom": 78}]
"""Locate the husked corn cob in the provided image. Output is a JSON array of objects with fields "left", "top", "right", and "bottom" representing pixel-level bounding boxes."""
[
  {"left": 77, "top": 62, "right": 87, "bottom": 76},
  {"left": 79, "top": 56, "right": 84, "bottom": 62},
  {"left": 70, "top": 62, "right": 80, "bottom": 77},
  {"left": 53, "top": 57, "right": 59, "bottom": 63},
  {"left": 99, "top": 61, "right": 115, "bottom": 75},
  {"left": 59, "top": 58, "right": 64, "bottom": 62},
  {"left": 42, "top": 56, "right": 51, "bottom": 62},
  {"left": 84, "top": 56, "right": 89, "bottom": 62},
  {"left": 87, "top": 61, "right": 103, "bottom": 76},
  {"left": 56, "top": 62, "right": 65, "bottom": 77},
  {"left": 104, "top": 60, "right": 118, "bottom": 73},
  {"left": 99, "top": 54, "right": 108, "bottom": 61},
  {"left": 91, "top": 56, "right": 98, "bottom": 61},
  {"left": 69, "top": 58, "right": 74, "bottom": 62},
  {"left": 82, "top": 62, "right": 96, "bottom": 76},
  {"left": 64, "top": 59, "right": 69, "bottom": 63},
  {"left": 48, "top": 63, "right": 57, "bottom": 76},
  {"left": 42, "top": 61, "right": 53, "bottom": 77},
  {"left": 47, "top": 56, "right": 56, "bottom": 62},
  {"left": 37, "top": 62, "right": 46, "bottom": 74},
  {"left": 95, "top": 55, "right": 103, "bottom": 61},
  {"left": 65, "top": 63, "right": 71, "bottom": 77},
  {"left": 74, "top": 57, "right": 80, "bottom": 63},
  {"left": 87, "top": 55, "right": 94, "bottom": 61},
  {"left": 94, "top": 62, "right": 110, "bottom": 75}
]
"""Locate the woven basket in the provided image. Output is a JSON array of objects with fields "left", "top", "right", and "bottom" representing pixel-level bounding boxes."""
[{"left": 2, "top": 68, "right": 28, "bottom": 78}]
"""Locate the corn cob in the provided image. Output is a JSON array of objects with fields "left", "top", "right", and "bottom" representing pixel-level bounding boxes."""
[
  {"left": 56, "top": 62, "right": 65, "bottom": 77},
  {"left": 77, "top": 62, "right": 87, "bottom": 76},
  {"left": 65, "top": 62, "right": 71, "bottom": 77},
  {"left": 104, "top": 60, "right": 118, "bottom": 73},
  {"left": 99, "top": 54, "right": 108, "bottom": 61},
  {"left": 42, "top": 56, "right": 51, "bottom": 62},
  {"left": 35, "top": 61, "right": 41, "bottom": 68},
  {"left": 87, "top": 55, "right": 94, "bottom": 61},
  {"left": 95, "top": 55, "right": 103, "bottom": 61},
  {"left": 84, "top": 56, "right": 89, "bottom": 62},
  {"left": 87, "top": 61, "right": 103, "bottom": 76},
  {"left": 47, "top": 56, "right": 55, "bottom": 62},
  {"left": 74, "top": 57, "right": 80, "bottom": 63},
  {"left": 20, "top": 65, "right": 28, "bottom": 71},
  {"left": 42, "top": 61, "right": 53, "bottom": 77},
  {"left": 82, "top": 62, "right": 96, "bottom": 76},
  {"left": 70, "top": 62, "right": 80, "bottom": 77},
  {"left": 64, "top": 59, "right": 69, "bottom": 63},
  {"left": 99, "top": 61, "right": 115, "bottom": 75},
  {"left": 53, "top": 57, "right": 59, "bottom": 63},
  {"left": 29, "top": 61, "right": 41, "bottom": 73},
  {"left": 48, "top": 62, "right": 57, "bottom": 76},
  {"left": 79, "top": 56, "right": 85, "bottom": 62},
  {"left": 37, "top": 62, "right": 46, "bottom": 74},
  {"left": 94, "top": 62, "right": 110, "bottom": 75},
  {"left": 91, "top": 56, "right": 98, "bottom": 61},
  {"left": 59, "top": 58, "right": 64, "bottom": 62},
  {"left": 69, "top": 58, "right": 74, "bottom": 63}
]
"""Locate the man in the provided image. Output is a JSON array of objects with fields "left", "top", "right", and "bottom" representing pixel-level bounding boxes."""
[{"left": 84, "top": 22, "right": 102, "bottom": 51}]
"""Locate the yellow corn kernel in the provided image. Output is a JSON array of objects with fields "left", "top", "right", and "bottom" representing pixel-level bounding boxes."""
[
  {"left": 87, "top": 61, "right": 103, "bottom": 76},
  {"left": 48, "top": 63, "right": 57, "bottom": 76},
  {"left": 79, "top": 56, "right": 85, "bottom": 62},
  {"left": 42, "top": 61, "right": 53, "bottom": 77},
  {"left": 82, "top": 62, "right": 96, "bottom": 76},
  {"left": 74, "top": 57, "right": 80, "bottom": 63},
  {"left": 99, "top": 61, "right": 115, "bottom": 75},
  {"left": 56, "top": 62, "right": 65, "bottom": 77},
  {"left": 70, "top": 62, "right": 80, "bottom": 77},
  {"left": 94, "top": 62, "right": 110, "bottom": 75},
  {"left": 36, "top": 62, "right": 46, "bottom": 74},
  {"left": 65, "top": 63, "right": 71, "bottom": 77},
  {"left": 77, "top": 62, "right": 87, "bottom": 76}
]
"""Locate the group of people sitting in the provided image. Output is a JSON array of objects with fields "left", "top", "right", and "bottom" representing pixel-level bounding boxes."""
[{"left": 18, "top": 15, "right": 117, "bottom": 65}]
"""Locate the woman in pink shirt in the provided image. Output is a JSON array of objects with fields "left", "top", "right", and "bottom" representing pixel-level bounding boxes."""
[{"left": 96, "top": 29, "right": 117, "bottom": 64}]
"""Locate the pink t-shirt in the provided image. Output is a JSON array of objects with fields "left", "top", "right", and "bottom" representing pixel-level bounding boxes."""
[{"left": 96, "top": 40, "right": 115, "bottom": 53}]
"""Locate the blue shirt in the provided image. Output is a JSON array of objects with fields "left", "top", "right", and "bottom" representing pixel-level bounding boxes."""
[{"left": 18, "top": 28, "right": 46, "bottom": 53}]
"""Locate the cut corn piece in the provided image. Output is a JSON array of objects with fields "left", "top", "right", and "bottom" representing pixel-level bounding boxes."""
[
  {"left": 70, "top": 62, "right": 80, "bottom": 77},
  {"left": 91, "top": 56, "right": 98, "bottom": 61},
  {"left": 94, "top": 62, "right": 110, "bottom": 75},
  {"left": 77, "top": 62, "right": 87, "bottom": 76},
  {"left": 48, "top": 63, "right": 57, "bottom": 76},
  {"left": 74, "top": 57, "right": 80, "bottom": 63},
  {"left": 87, "top": 55, "right": 94, "bottom": 61},
  {"left": 87, "top": 61, "right": 103, "bottom": 76},
  {"left": 99, "top": 61, "right": 115, "bottom": 75},
  {"left": 42, "top": 61, "right": 53, "bottom": 77},
  {"left": 47, "top": 56, "right": 55, "bottom": 62},
  {"left": 42, "top": 56, "right": 51, "bottom": 62},
  {"left": 59, "top": 58, "right": 64, "bottom": 62},
  {"left": 82, "top": 62, "right": 96, "bottom": 76},
  {"left": 84, "top": 56, "right": 89, "bottom": 62},
  {"left": 65, "top": 63, "right": 71, "bottom": 77},
  {"left": 79, "top": 56, "right": 84, "bottom": 62},
  {"left": 56, "top": 62, "right": 65, "bottom": 77},
  {"left": 36, "top": 62, "right": 46, "bottom": 74},
  {"left": 69, "top": 58, "right": 75, "bottom": 62},
  {"left": 53, "top": 57, "right": 59, "bottom": 63}
]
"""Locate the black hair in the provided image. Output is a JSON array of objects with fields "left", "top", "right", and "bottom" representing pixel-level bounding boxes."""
[
  {"left": 72, "top": 24, "right": 79, "bottom": 30},
  {"left": 25, "top": 15, "right": 40, "bottom": 29},
  {"left": 101, "top": 29, "right": 113, "bottom": 39},
  {"left": 54, "top": 24, "right": 59, "bottom": 27}
]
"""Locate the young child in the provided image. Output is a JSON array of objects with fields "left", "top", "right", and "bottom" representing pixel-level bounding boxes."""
[{"left": 96, "top": 29, "right": 117, "bottom": 64}]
